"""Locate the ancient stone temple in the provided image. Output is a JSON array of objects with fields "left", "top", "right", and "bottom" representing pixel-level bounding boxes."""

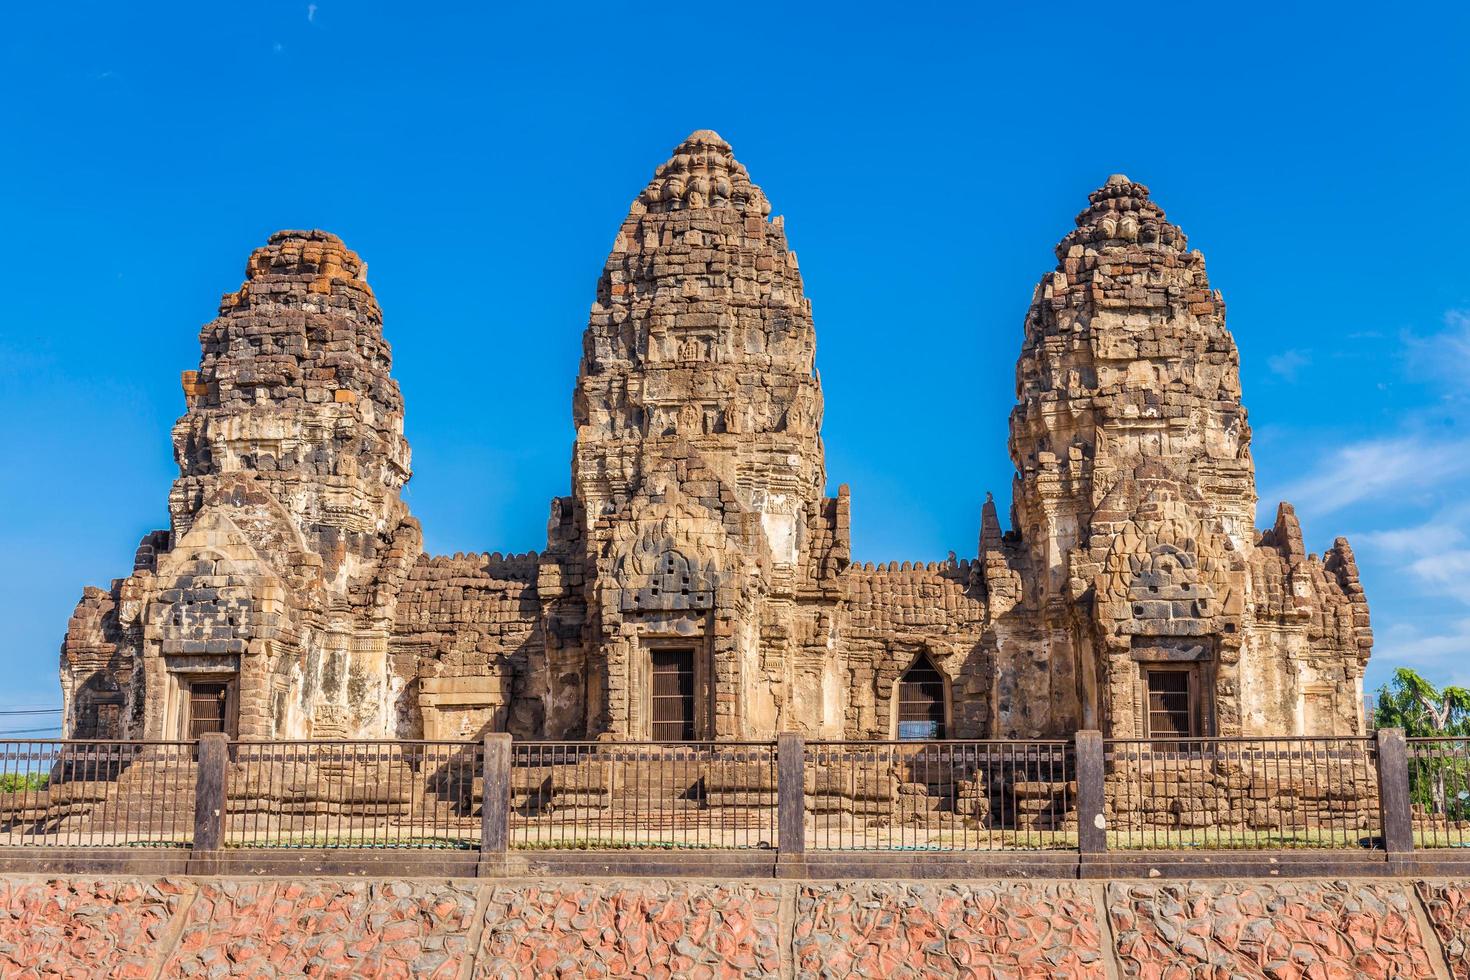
[{"left": 61, "top": 131, "right": 1372, "bottom": 743}]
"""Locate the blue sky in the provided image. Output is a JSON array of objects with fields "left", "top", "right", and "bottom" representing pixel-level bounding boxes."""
[{"left": 2, "top": 2, "right": 1468, "bottom": 727}]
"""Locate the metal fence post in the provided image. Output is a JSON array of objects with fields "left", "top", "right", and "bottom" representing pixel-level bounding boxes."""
[
  {"left": 1075, "top": 730, "right": 1106, "bottom": 857},
  {"left": 777, "top": 732, "right": 806, "bottom": 876},
  {"left": 191, "top": 732, "right": 228, "bottom": 872},
  {"left": 1376, "top": 727, "right": 1415, "bottom": 856},
  {"left": 480, "top": 733, "right": 512, "bottom": 875}
]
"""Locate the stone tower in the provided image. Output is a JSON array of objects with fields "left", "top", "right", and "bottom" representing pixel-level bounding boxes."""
[
  {"left": 1003, "top": 176, "right": 1370, "bottom": 738},
  {"left": 62, "top": 231, "right": 423, "bottom": 739},
  {"left": 540, "top": 130, "right": 839, "bottom": 738}
]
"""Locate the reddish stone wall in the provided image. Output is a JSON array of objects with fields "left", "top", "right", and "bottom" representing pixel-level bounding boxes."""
[
  {"left": 795, "top": 881, "right": 1106, "bottom": 979},
  {"left": 475, "top": 882, "right": 780, "bottom": 978},
  {"left": 2, "top": 875, "right": 1466, "bottom": 979},
  {"left": 1110, "top": 880, "right": 1439, "bottom": 979},
  {"left": 1417, "top": 881, "right": 1470, "bottom": 979}
]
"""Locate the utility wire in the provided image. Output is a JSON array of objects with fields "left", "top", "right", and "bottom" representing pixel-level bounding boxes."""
[
  {"left": 0, "top": 709, "right": 62, "bottom": 715},
  {"left": 0, "top": 726, "right": 63, "bottom": 736}
]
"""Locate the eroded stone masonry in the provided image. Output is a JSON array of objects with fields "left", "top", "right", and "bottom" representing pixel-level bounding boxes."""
[{"left": 60, "top": 131, "right": 1372, "bottom": 742}]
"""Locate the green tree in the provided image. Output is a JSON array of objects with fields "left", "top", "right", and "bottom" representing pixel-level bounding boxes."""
[
  {"left": 1376, "top": 668, "right": 1470, "bottom": 821},
  {"left": 0, "top": 772, "right": 48, "bottom": 793},
  {"left": 1374, "top": 668, "right": 1470, "bottom": 737}
]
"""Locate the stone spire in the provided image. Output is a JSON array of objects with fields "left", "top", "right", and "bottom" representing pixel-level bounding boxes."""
[
  {"left": 169, "top": 230, "right": 414, "bottom": 596},
  {"left": 555, "top": 130, "right": 831, "bottom": 740},
  {"left": 1010, "top": 174, "right": 1254, "bottom": 552},
  {"left": 634, "top": 130, "right": 772, "bottom": 216},
  {"left": 572, "top": 130, "right": 826, "bottom": 554}
]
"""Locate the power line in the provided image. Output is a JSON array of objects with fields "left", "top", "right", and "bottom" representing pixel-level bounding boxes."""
[
  {"left": 0, "top": 709, "right": 62, "bottom": 715},
  {"left": 0, "top": 726, "right": 63, "bottom": 736}
]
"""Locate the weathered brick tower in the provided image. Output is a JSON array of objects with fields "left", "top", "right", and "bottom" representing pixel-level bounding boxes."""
[
  {"left": 1001, "top": 175, "right": 1372, "bottom": 739},
  {"left": 61, "top": 134, "right": 1372, "bottom": 743},
  {"left": 63, "top": 231, "right": 423, "bottom": 739},
  {"left": 544, "top": 130, "right": 839, "bottom": 739}
]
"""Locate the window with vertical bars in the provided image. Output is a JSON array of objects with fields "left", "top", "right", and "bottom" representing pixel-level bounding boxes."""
[
  {"left": 897, "top": 655, "right": 946, "bottom": 740},
  {"left": 188, "top": 683, "right": 229, "bottom": 739},
  {"left": 650, "top": 649, "right": 695, "bottom": 741},
  {"left": 1146, "top": 670, "right": 1195, "bottom": 743}
]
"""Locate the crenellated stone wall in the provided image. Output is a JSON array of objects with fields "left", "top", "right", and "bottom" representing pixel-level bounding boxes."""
[{"left": 3, "top": 875, "right": 1465, "bottom": 978}]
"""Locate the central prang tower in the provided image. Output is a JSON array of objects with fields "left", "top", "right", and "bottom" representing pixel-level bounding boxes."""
[{"left": 539, "top": 130, "right": 842, "bottom": 738}]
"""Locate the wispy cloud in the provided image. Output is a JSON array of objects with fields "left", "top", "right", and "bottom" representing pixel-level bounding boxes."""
[
  {"left": 1273, "top": 434, "right": 1470, "bottom": 516},
  {"left": 307, "top": 4, "right": 318, "bottom": 23},
  {"left": 1267, "top": 348, "right": 1310, "bottom": 381},
  {"left": 1373, "top": 618, "right": 1470, "bottom": 687},
  {"left": 1280, "top": 307, "right": 1470, "bottom": 692},
  {"left": 1407, "top": 550, "right": 1470, "bottom": 605},
  {"left": 1356, "top": 502, "right": 1470, "bottom": 555},
  {"left": 1404, "top": 309, "right": 1470, "bottom": 393}
]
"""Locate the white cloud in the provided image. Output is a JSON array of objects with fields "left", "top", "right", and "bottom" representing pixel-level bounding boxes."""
[
  {"left": 1267, "top": 348, "right": 1310, "bottom": 381},
  {"left": 1407, "top": 550, "right": 1470, "bottom": 605},
  {"left": 1404, "top": 309, "right": 1470, "bottom": 391},
  {"left": 1273, "top": 434, "right": 1470, "bottom": 516},
  {"left": 307, "top": 4, "right": 318, "bottom": 22},
  {"left": 1373, "top": 618, "right": 1470, "bottom": 687},
  {"left": 1356, "top": 509, "right": 1470, "bottom": 555}
]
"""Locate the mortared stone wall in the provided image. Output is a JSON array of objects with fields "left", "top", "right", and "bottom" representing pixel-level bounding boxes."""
[{"left": 3, "top": 874, "right": 1469, "bottom": 979}]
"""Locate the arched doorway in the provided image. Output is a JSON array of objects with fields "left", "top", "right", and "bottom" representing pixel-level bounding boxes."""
[{"left": 896, "top": 653, "right": 948, "bottom": 740}]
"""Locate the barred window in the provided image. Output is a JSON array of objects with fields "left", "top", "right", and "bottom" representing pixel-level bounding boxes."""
[{"left": 897, "top": 655, "right": 946, "bottom": 740}]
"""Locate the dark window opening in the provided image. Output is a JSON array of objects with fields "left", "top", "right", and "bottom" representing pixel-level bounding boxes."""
[
  {"left": 188, "top": 682, "right": 230, "bottom": 738},
  {"left": 897, "top": 655, "right": 947, "bottom": 740},
  {"left": 650, "top": 649, "right": 696, "bottom": 741},
  {"left": 76, "top": 701, "right": 122, "bottom": 740}
]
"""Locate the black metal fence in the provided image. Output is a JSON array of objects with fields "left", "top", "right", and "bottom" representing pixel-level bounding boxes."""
[
  {"left": 0, "top": 729, "right": 1454, "bottom": 861},
  {"left": 1409, "top": 737, "right": 1470, "bottom": 848},
  {"left": 510, "top": 741, "right": 777, "bottom": 849},
  {"left": 1105, "top": 736, "right": 1382, "bottom": 850},
  {"left": 806, "top": 740, "right": 1074, "bottom": 851},
  {"left": 226, "top": 740, "right": 482, "bottom": 849},
  {"left": 0, "top": 740, "right": 196, "bottom": 847}
]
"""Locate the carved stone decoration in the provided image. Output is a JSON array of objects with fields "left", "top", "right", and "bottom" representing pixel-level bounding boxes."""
[
  {"left": 60, "top": 141, "right": 1371, "bottom": 744},
  {"left": 620, "top": 549, "right": 713, "bottom": 612}
]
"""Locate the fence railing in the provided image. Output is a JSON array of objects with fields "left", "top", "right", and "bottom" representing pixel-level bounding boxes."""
[
  {"left": 510, "top": 741, "right": 777, "bottom": 850},
  {"left": 806, "top": 740, "right": 1074, "bottom": 851},
  {"left": 0, "top": 729, "right": 1450, "bottom": 862},
  {"left": 1105, "top": 736, "right": 1382, "bottom": 850},
  {"left": 227, "top": 740, "right": 483, "bottom": 849},
  {"left": 0, "top": 740, "right": 197, "bottom": 847},
  {"left": 1409, "top": 737, "right": 1470, "bottom": 848}
]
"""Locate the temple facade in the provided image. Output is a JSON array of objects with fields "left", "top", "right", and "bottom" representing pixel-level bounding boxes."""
[{"left": 61, "top": 131, "right": 1372, "bottom": 743}]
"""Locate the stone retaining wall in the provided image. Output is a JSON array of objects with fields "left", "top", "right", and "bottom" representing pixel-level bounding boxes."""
[{"left": 3, "top": 874, "right": 1468, "bottom": 978}]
